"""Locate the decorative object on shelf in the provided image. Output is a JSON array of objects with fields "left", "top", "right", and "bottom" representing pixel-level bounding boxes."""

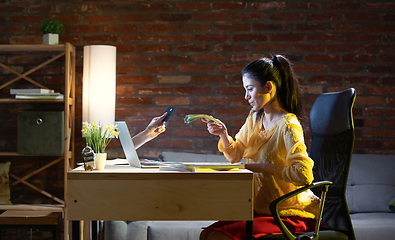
[
  {"left": 0, "top": 161, "right": 11, "bottom": 205},
  {"left": 40, "top": 16, "right": 63, "bottom": 44},
  {"left": 81, "top": 144, "right": 94, "bottom": 171},
  {"left": 82, "top": 45, "right": 116, "bottom": 127},
  {"left": 81, "top": 122, "right": 119, "bottom": 170}
]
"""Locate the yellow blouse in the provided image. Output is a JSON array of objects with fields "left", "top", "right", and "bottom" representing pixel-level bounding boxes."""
[{"left": 218, "top": 112, "right": 320, "bottom": 219}]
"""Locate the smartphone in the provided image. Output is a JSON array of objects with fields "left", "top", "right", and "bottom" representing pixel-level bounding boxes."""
[{"left": 162, "top": 107, "right": 175, "bottom": 122}]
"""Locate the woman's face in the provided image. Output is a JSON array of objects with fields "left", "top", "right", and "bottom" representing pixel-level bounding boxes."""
[{"left": 242, "top": 74, "right": 271, "bottom": 111}]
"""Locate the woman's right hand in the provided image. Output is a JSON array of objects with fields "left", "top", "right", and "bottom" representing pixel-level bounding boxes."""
[{"left": 201, "top": 117, "right": 228, "bottom": 138}]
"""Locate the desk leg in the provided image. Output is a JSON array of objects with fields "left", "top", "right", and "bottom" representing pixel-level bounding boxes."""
[
  {"left": 91, "top": 221, "right": 98, "bottom": 240},
  {"left": 245, "top": 220, "right": 253, "bottom": 240}
]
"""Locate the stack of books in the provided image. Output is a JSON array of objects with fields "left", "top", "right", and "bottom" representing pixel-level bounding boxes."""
[{"left": 10, "top": 88, "right": 64, "bottom": 100}]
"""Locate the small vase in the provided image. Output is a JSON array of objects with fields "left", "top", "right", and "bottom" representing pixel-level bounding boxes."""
[
  {"left": 43, "top": 33, "right": 59, "bottom": 44},
  {"left": 94, "top": 152, "right": 107, "bottom": 170}
]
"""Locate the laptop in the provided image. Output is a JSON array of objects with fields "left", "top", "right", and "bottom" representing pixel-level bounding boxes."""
[{"left": 115, "top": 121, "right": 170, "bottom": 168}]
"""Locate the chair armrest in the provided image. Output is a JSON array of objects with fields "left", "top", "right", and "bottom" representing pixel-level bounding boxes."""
[{"left": 269, "top": 181, "right": 333, "bottom": 240}]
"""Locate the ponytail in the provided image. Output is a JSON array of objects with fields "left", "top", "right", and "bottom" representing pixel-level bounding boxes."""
[{"left": 242, "top": 55, "right": 303, "bottom": 122}]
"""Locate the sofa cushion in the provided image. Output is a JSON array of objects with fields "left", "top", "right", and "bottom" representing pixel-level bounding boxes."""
[
  {"left": 147, "top": 221, "right": 215, "bottom": 240},
  {"left": 346, "top": 154, "right": 395, "bottom": 213},
  {"left": 350, "top": 213, "right": 395, "bottom": 240}
]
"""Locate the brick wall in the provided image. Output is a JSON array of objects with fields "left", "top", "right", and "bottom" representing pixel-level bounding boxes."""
[{"left": 1, "top": 0, "right": 394, "bottom": 166}]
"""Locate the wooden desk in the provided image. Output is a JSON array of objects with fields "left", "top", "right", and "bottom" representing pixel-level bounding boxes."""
[{"left": 66, "top": 164, "right": 254, "bottom": 239}]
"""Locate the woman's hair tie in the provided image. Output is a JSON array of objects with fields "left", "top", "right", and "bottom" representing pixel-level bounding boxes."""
[{"left": 272, "top": 55, "right": 280, "bottom": 68}]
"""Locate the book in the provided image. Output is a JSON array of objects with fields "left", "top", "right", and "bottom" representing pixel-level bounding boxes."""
[
  {"left": 15, "top": 93, "right": 64, "bottom": 100},
  {"left": 10, "top": 88, "right": 54, "bottom": 94}
]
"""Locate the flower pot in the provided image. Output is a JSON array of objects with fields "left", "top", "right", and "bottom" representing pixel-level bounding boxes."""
[
  {"left": 43, "top": 33, "right": 59, "bottom": 45},
  {"left": 94, "top": 152, "right": 107, "bottom": 170}
]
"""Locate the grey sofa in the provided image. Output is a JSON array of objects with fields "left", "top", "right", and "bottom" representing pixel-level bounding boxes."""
[{"left": 105, "top": 153, "right": 395, "bottom": 240}]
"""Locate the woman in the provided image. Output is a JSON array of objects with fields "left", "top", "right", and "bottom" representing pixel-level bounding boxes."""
[{"left": 200, "top": 55, "right": 320, "bottom": 240}]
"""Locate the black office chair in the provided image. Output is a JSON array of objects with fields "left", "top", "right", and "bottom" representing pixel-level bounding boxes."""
[{"left": 258, "top": 88, "right": 356, "bottom": 240}]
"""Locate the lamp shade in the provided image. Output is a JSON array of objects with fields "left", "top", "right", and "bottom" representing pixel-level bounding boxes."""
[{"left": 82, "top": 45, "right": 116, "bottom": 127}]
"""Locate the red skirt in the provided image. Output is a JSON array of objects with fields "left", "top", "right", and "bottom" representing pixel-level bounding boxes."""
[{"left": 206, "top": 214, "right": 316, "bottom": 240}]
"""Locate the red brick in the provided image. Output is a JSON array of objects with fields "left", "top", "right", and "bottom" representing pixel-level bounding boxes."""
[
  {"left": 306, "top": 54, "right": 340, "bottom": 62},
  {"left": 7, "top": 56, "right": 42, "bottom": 64},
  {"left": 292, "top": 3, "right": 321, "bottom": 10},
  {"left": 84, "top": 15, "right": 118, "bottom": 23},
  {"left": 9, "top": 15, "right": 42, "bottom": 24},
  {"left": 193, "top": 96, "right": 228, "bottom": 105},
  {"left": 330, "top": 65, "right": 363, "bottom": 73},
  {"left": 119, "top": 55, "right": 152, "bottom": 64},
  {"left": 307, "top": 34, "right": 342, "bottom": 42},
  {"left": 138, "top": 87, "right": 173, "bottom": 95},
  {"left": 156, "top": 54, "right": 191, "bottom": 63},
  {"left": 290, "top": 44, "right": 325, "bottom": 52},
  {"left": 83, "top": 35, "right": 118, "bottom": 43},
  {"left": 270, "top": 33, "right": 304, "bottom": 42},
  {"left": 385, "top": 118, "right": 395, "bottom": 127},
  {"left": 383, "top": 14, "right": 395, "bottom": 21},
  {"left": 212, "top": 2, "right": 246, "bottom": 10},
  {"left": 0, "top": 5, "right": 24, "bottom": 13},
  {"left": 194, "top": 75, "right": 228, "bottom": 84},
  {"left": 230, "top": 96, "right": 249, "bottom": 106},
  {"left": 194, "top": 54, "right": 228, "bottom": 63},
  {"left": 345, "top": 76, "right": 378, "bottom": 85},
  {"left": 343, "top": 54, "right": 376, "bottom": 63},
  {"left": 175, "top": 128, "right": 212, "bottom": 138},
  {"left": 346, "top": 12, "right": 380, "bottom": 21},
  {"left": 215, "top": 107, "right": 250, "bottom": 116},
  {"left": 195, "top": 12, "right": 229, "bottom": 21},
  {"left": 254, "top": 43, "right": 285, "bottom": 51},
  {"left": 356, "top": 96, "right": 384, "bottom": 105},
  {"left": 293, "top": 64, "right": 327, "bottom": 73},
  {"left": 215, "top": 44, "right": 249, "bottom": 52},
  {"left": 28, "top": 5, "right": 57, "bottom": 13},
  {"left": 293, "top": 24, "right": 326, "bottom": 32},
  {"left": 9, "top": 35, "right": 41, "bottom": 44},
  {"left": 346, "top": 34, "right": 381, "bottom": 42},
  {"left": 117, "top": 65, "right": 138, "bottom": 74},
  {"left": 103, "top": 24, "right": 137, "bottom": 33},
  {"left": 364, "top": 3, "right": 395, "bottom": 10},
  {"left": 233, "top": 34, "right": 268, "bottom": 42},
  {"left": 177, "top": 23, "right": 211, "bottom": 32},
  {"left": 308, "top": 75, "right": 342, "bottom": 84},
  {"left": 217, "top": 63, "right": 245, "bottom": 73},
  {"left": 158, "top": 14, "right": 192, "bottom": 22},
  {"left": 363, "top": 118, "right": 381, "bottom": 127},
  {"left": 367, "top": 24, "right": 395, "bottom": 33},
  {"left": 137, "top": 44, "right": 171, "bottom": 53},
  {"left": 327, "top": 3, "right": 360, "bottom": 10},
  {"left": 365, "top": 107, "right": 395, "bottom": 117},
  {"left": 232, "top": 13, "right": 266, "bottom": 21},
  {"left": 155, "top": 97, "right": 190, "bottom": 105},
  {"left": 368, "top": 86, "right": 395, "bottom": 95},
  {"left": 117, "top": 97, "right": 152, "bottom": 105},
  {"left": 365, "top": 44, "right": 395, "bottom": 53},
  {"left": 230, "top": 54, "right": 265, "bottom": 63},
  {"left": 354, "top": 139, "right": 381, "bottom": 149},
  {"left": 138, "top": 3, "right": 172, "bottom": 11},
  {"left": 195, "top": 34, "right": 229, "bottom": 43},
  {"left": 0, "top": 26, "right": 25, "bottom": 34},
  {"left": 158, "top": 75, "right": 191, "bottom": 84},
  {"left": 140, "top": 24, "right": 175, "bottom": 32},
  {"left": 178, "top": 64, "right": 214, "bottom": 73},
  {"left": 65, "top": 4, "right": 99, "bottom": 12},
  {"left": 214, "top": 86, "right": 244, "bottom": 95},
  {"left": 176, "top": 86, "right": 211, "bottom": 95},
  {"left": 176, "top": 44, "right": 211, "bottom": 52},
  {"left": 120, "top": 34, "right": 154, "bottom": 42},
  {"left": 157, "top": 139, "right": 193, "bottom": 148},
  {"left": 118, "top": 76, "right": 153, "bottom": 85},
  {"left": 66, "top": 25, "right": 100, "bottom": 33},
  {"left": 158, "top": 34, "right": 192, "bottom": 42},
  {"left": 327, "top": 44, "right": 363, "bottom": 52},
  {"left": 252, "top": 2, "right": 285, "bottom": 10},
  {"left": 137, "top": 108, "right": 171, "bottom": 117},
  {"left": 379, "top": 54, "right": 395, "bottom": 62},
  {"left": 363, "top": 129, "right": 395, "bottom": 138},
  {"left": 176, "top": 3, "right": 210, "bottom": 11},
  {"left": 141, "top": 65, "right": 175, "bottom": 73},
  {"left": 271, "top": 13, "right": 303, "bottom": 21},
  {"left": 116, "top": 86, "right": 135, "bottom": 95},
  {"left": 115, "top": 44, "right": 137, "bottom": 53},
  {"left": 387, "top": 97, "right": 395, "bottom": 106},
  {"left": 331, "top": 23, "right": 363, "bottom": 33},
  {"left": 120, "top": 14, "right": 155, "bottom": 22},
  {"left": 215, "top": 23, "right": 250, "bottom": 32}
]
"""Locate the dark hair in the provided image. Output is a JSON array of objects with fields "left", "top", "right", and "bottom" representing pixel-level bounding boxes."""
[{"left": 242, "top": 55, "right": 303, "bottom": 122}]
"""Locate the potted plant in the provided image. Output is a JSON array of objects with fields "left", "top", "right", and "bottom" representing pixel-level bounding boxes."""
[
  {"left": 81, "top": 122, "right": 119, "bottom": 170},
  {"left": 40, "top": 17, "right": 63, "bottom": 44}
]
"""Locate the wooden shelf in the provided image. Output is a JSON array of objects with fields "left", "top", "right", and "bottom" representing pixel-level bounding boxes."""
[
  {"left": 0, "top": 99, "right": 64, "bottom": 103},
  {"left": 0, "top": 152, "right": 63, "bottom": 157},
  {"left": 0, "top": 44, "right": 68, "bottom": 52}
]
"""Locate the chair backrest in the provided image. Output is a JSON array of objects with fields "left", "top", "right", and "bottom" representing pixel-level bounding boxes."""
[{"left": 309, "top": 88, "right": 356, "bottom": 240}]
